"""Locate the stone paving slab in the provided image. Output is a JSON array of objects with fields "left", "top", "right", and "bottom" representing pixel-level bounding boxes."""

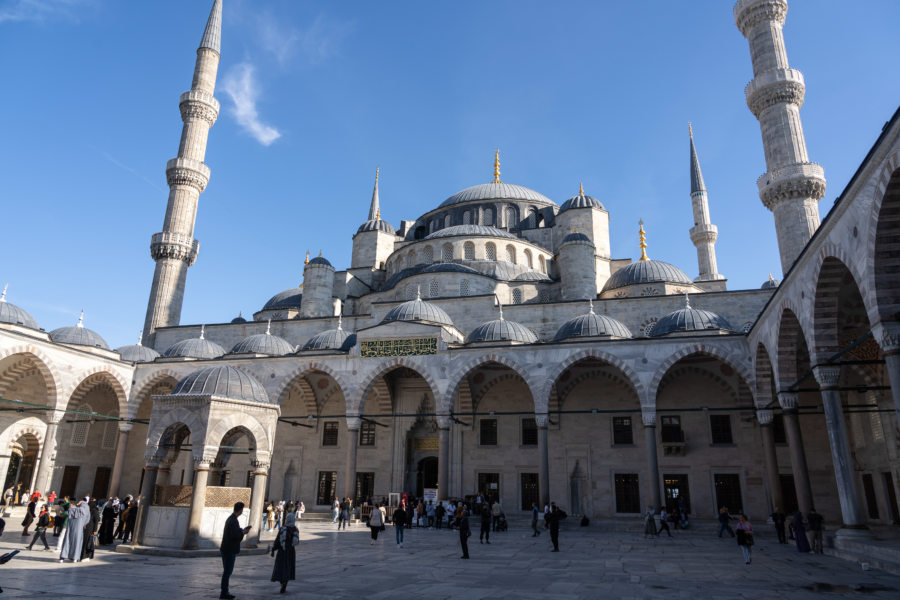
[{"left": 1, "top": 522, "right": 899, "bottom": 599}]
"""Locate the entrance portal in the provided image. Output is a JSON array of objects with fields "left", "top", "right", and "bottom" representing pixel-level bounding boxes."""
[{"left": 416, "top": 457, "right": 438, "bottom": 497}]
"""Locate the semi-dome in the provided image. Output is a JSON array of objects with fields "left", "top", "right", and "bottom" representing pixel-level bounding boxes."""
[
  {"left": 172, "top": 365, "right": 270, "bottom": 403},
  {"left": 230, "top": 323, "right": 294, "bottom": 356},
  {"left": 307, "top": 255, "right": 334, "bottom": 268},
  {"left": 467, "top": 312, "right": 538, "bottom": 344},
  {"left": 49, "top": 313, "right": 109, "bottom": 349},
  {"left": 555, "top": 302, "right": 632, "bottom": 340},
  {"left": 761, "top": 273, "right": 780, "bottom": 289},
  {"left": 301, "top": 317, "right": 356, "bottom": 352},
  {"left": 424, "top": 224, "right": 516, "bottom": 240},
  {"left": 560, "top": 231, "right": 593, "bottom": 245},
  {"left": 163, "top": 326, "right": 226, "bottom": 359},
  {"left": 439, "top": 182, "right": 556, "bottom": 208},
  {"left": 357, "top": 219, "right": 396, "bottom": 235},
  {"left": 559, "top": 186, "right": 604, "bottom": 212},
  {"left": 382, "top": 291, "right": 454, "bottom": 326},
  {"left": 116, "top": 334, "right": 160, "bottom": 363},
  {"left": 0, "top": 287, "right": 39, "bottom": 329},
  {"left": 262, "top": 287, "right": 303, "bottom": 311},
  {"left": 651, "top": 297, "right": 733, "bottom": 337},
  {"left": 602, "top": 259, "right": 692, "bottom": 293}
]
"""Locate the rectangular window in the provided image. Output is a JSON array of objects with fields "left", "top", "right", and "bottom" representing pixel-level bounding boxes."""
[
  {"left": 520, "top": 473, "right": 539, "bottom": 511},
  {"left": 356, "top": 472, "right": 375, "bottom": 504},
  {"left": 614, "top": 473, "right": 641, "bottom": 513},
  {"left": 660, "top": 416, "right": 683, "bottom": 443},
  {"left": 714, "top": 474, "right": 743, "bottom": 514},
  {"left": 478, "top": 472, "right": 499, "bottom": 498},
  {"left": 359, "top": 421, "right": 376, "bottom": 446},
  {"left": 322, "top": 421, "right": 339, "bottom": 446},
  {"left": 480, "top": 419, "right": 498, "bottom": 446},
  {"left": 773, "top": 414, "right": 787, "bottom": 444},
  {"left": 70, "top": 420, "right": 89, "bottom": 447},
  {"left": 663, "top": 474, "right": 691, "bottom": 514},
  {"left": 521, "top": 418, "right": 537, "bottom": 446},
  {"left": 709, "top": 414, "right": 733, "bottom": 444},
  {"left": 316, "top": 471, "right": 337, "bottom": 505},
  {"left": 862, "top": 474, "right": 880, "bottom": 519},
  {"left": 613, "top": 416, "right": 633, "bottom": 445}
]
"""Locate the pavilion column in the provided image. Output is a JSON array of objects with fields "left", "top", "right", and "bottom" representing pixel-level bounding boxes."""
[
  {"left": 108, "top": 423, "right": 132, "bottom": 498},
  {"left": 877, "top": 323, "right": 900, "bottom": 424},
  {"left": 33, "top": 413, "right": 61, "bottom": 496},
  {"left": 642, "top": 410, "right": 661, "bottom": 510},
  {"left": 757, "top": 409, "right": 783, "bottom": 512},
  {"left": 245, "top": 459, "right": 270, "bottom": 548},
  {"left": 813, "top": 366, "right": 870, "bottom": 536},
  {"left": 134, "top": 458, "right": 160, "bottom": 546},
  {"left": 156, "top": 458, "right": 173, "bottom": 487},
  {"left": 436, "top": 414, "right": 451, "bottom": 501},
  {"left": 778, "top": 392, "right": 814, "bottom": 515},
  {"left": 344, "top": 416, "right": 361, "bottom": 501},
  {"left": 536, "top": 413, "right": 550, "bottom": 507},
  {"left": 182, "top": 458, "right": 211, "bottom": 550}
]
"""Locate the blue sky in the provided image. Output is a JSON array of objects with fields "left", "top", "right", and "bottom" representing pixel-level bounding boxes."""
[{"left": 1, "top": 0, "right": 898, "bottom": 350}]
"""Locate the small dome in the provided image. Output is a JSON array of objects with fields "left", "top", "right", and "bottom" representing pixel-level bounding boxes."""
[
  {"left": 555, "top": 304, "right": 632, "bottom": 340},
  {"left": 382, "top": 292, "right": 454, "bottom": 326},
  {"left": 301, "top": 319, "right": 356, "bottom": 352},
  {"left": 602, "top": 260, "right": 693, "bottom": 293},
  {"left": 172, "top": 365, "right": 270, "bottom": 403},
  {"left": 559, "top": 192, "right": 604, "bottom": 212},
  {"left": 761, "top": 274, "right": 780, "bottom": 290},
  {"left": 307, "top": 256, "right": 334, "bottom": 268},
  {"left": 116, "top": 343, "right": 160, "bottom": 363},
  {"left": 230, "top": 327, "right": 294, "bottom": 356},
  {"left": 262, "top": 287, "right": 303, "bottom": 311},
  {"left": 163, "top": 328, "right": 226, "bottom": 359},
  {"left": 424, "top": 224, "right": 516, "bottom": 240},
  {"left": 357, "top": 219, "right": 396, "bottom": 235},
  {"left": 560, "top": 232, "right": 593, "bottom": 246},
  {"left": 651, "top": 299, "right": 733, "bottom": 337},
  {"left": 467, "top": 316, "right": 538, "bottom": 344},
  {"left": 439, "top": 182, "right": 556, "bottom": 208},
  {"left": 231, "top": 313, "right": 248, "bottom": 324},
  {"left": 0, "top": 288, "right": 39, "bottom": 330},
  {"left": 49, "top": 314, "right": 109, "bottom": 349}
]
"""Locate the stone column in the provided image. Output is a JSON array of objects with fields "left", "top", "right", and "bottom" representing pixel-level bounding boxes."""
[
  {"left": 245, "top": 459, "right": 269, "bottom": 549},
  {"left": 813, "top": 366, "right": 869, "bottom": 536},
  {"left": 108, "top": 423, "right": 132, "bottom": 498},
  {"left": 878, "top": 323, "right": 900, "bottom": 424},
  {"left": 778, "top": 392, "right": 814, "bottom": 515},
  {"left": 436, "top": 414, "right": 451, "bottom": 501},
  {"left": 344, "top": 416, "right": 361, "bottom": 501},
  {"left": 182, "top": 458, "right": 211, "bottom": 550},
  {"left": 757, "top": 409, "right": 783, "bottom": 512},
  {"left": 134, "top": 458, "right": 160, "bottom": 546},
  {"left": 156, "top": 457, "right": 174, "bottom": 487},
  {"left": 536, "top": 413, "right": 550, "bottom": 507},
  {"left": 33, "top": 413, "right": 61, "bottom": 496},
  {"left": 642, "top": 410, "right": 661, "bottom": 510}
]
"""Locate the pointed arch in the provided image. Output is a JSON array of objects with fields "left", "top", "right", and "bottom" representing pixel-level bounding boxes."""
[
  {"left": 754, "top": 343, "right": 776, "bottom": 407},
  {"left": 146, "top": 408, "right": 204, "bottom": 461},
  {"left": 129, "top": 368, "right": 182, "bottom": 418},
  {"left": 0, "top": 417, "right": 46, "bottom": 450},
  {"left": 442, "top": 353, "right": 538, "bottom": 414},
  {"left": 356, "top": 358, "right": 441, "bottom": 415},
  {"left": 0, "top": 346, "right": 61, "bottom": 402},
  {"left": 774, "top": 307, "right": 811, "bottom": 390},
  {"left": 866, "top": 154, "right": 900, "bottom": 327},
  {"left": 648, "top": 344, "right": 753, "bottom": 404},
  {"left": 206, "top": 412, "right": 270, "bottom": 459},
  {"left": 812, "top": 254, "right": 871, "bottom": 362},
  {"left": 542, "top": 349, "right": 644, "bottom": 410},
  {"left": 66, "top": 366, "right": 129, "bottom": 416},
  {"left": 275, "top": 361, "right": 351, "bottom": 408}
]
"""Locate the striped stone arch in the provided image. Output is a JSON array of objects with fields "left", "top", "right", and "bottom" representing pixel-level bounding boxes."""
[
  {"left": 355, "top": 357, "right": 441, "bottom": 414},
  {"left": 774, "top": 304, "right": 813, "bottom": 390},
  {"left": 0, "top": 345, "right": 61, "bottom": 402},
  {"left": 145, "top": 407, "right": 205, "bottom": 461},
  {"left": 811, "top": 249, "right": 871, "bottom": 363},
  {"left": 319, "top": 385, "right": 347, "bottom": 413},
  {"left": 658, "top": 365, "right": 742, "bottom": 404},
  {"left": 276, "top": 361, "right": 352, "bottom": 408},
  {"left": 471, "top": 372, "right": 535, "bottom": 411},
  {"left": 648, "top": 344, "right": 753, "bottom": 405},
  {"left": 865, "top": 149, "right": 900, "bottom": 326},
  {"left": 206, "top": 412, "right": 271, "bottom": 458},
  {"left": 0, "top": 417, "right": 46, "bottom": 450},
  {"left": 281, "top": 376, "right": 317, "bottom": 416},
  {"left": 364, "top": 378, "right": 392, "bottom": 415},
  {"left": 441, "top": 353, "right": 537, "bottom": 414},
  {"left": 65, "top": 366, "right": 130, "bottom": 417},
  {"left": 128, "top": 368, "right": 182, "bottom": 419},
  {"left": 754, "top": 342, "right": 777, "bottom": 407},
  {"left": 541, "top": 349, "right": 644, "bottom": 411},
  {"left": 555, "top": 368, "right": 640, "bottom": 407}
]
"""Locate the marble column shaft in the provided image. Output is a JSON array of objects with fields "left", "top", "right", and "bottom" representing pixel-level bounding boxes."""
[
  {"left": 758, "top": 410, "right": 783, "bottom": 512},
  {"left": 108, "top": 426, "right": 132, "bottom": 498},
  {"left": 437, "top": 415, "right": 451, "bottom": 501},
  {"left": 245, "top": 465, "right": 268, "bottom": 548},
  {"left": 344, "top": 417, "right": 361, "bottom": 501},
  {"left": 643, "top": 421, "right": 661, "bottom": 510},
  {"left": 779, "top": 392, "right": 813, "bottom": 515},
  {"left": 33, "top": 419, "right": 59, "bottom": 496},
  {"left": 536, "top": 413, "right": 550, "bottom": 507},
  {"left": 134, "top": 462, "right": 159, "bottom": 546},
  {"left": 183, "top": 462, "right": 210, "bottom": 549}
]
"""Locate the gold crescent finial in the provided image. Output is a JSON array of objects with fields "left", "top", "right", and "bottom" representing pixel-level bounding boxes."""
[
  {"left": 318, "top": 249, "right": 322, "bottom": 257},
  {"left": 304, "top": 250, "right": 309, "bottom": 265},
  {"left": 638, "top": 219, "right": 649, "bottom": 261},
  {"left": 689, "top": 122, "right": 693, "bottom": 138},
  {"left": 492, "top": 149, "right": 501, "bottom": 184},
  {"left": 579, "top": 182, "right": 584, "bottom": 197},
  {"left": 376, "top": 208, "right": 381, "bottom": 220}
]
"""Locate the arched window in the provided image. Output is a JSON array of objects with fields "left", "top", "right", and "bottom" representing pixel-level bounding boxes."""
[
  {"left": 102, "top": 421, "right": 117, "bottom": 450},
  {"left": 506, "top": 206, "right": 517, "bottom": 229},
  {"left": 70, "top": 403, "right": 92, "bottom": 447},
  {"left": 506, "top": 244, "right": 516, "bottom": 264},
  {"left": 512, "top": 289, "right": 523, "bottom": 304},
  {"left": 396, "top": 255, "right": 405, "bottom": 271},
  {"left": 485, "top": 242, "right": 497, "bottom": 261},
  {"left": 464, "top": 241, "right": 475, "bottom": 260},
  {"left": 444, "top": 214, "right": 451, "bottom": 228},
  {"left": 539, "top": 255, "right": 546, "bottom": 273},
  {"left": 529, "top": 207, "right": 538, "bottom": 228},
  {"left": 424, "top": 246, "right": 434, "bottom": 263},
  {"left": 407, "top": 250, "right": 416, "bottom": 266},
  {"left": 484, "top": 208, "right": 494, "bottom": 226},
  {"left": 463, "top": 211, "right": 471, "bottom": 225},
  {"left": 442, "top": 243, "right": 453, "bottom": 262},
  {"left": 524, "top": 249, "right": 533, "bottom": 268},
  {"left": 405, "top": 285, "right": 415, "bottom": 300},
  {"left": 539, "top": 289, "right": 550, "bottom": 303},
  {"left": 429, "top": 220, "right": 435, "bottom": 233},
  {"left": 429, "top": 279, "right": 439, "bottom": 298},
  {"left": 460, "top": 279, "right": 470, "bottom": 296}
]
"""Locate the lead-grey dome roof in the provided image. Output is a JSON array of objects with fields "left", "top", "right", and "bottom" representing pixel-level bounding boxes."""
[
  {"left": 163, "top": 330, "right": 226, "bottom": 359},
  {"left": 467, "top": 317, "right": 538, "bottom": 344},
  {"left": 761, "top": 275, "right": 780, "bottom": 290},
  {"left": 425, "top": 225, "right": 516, "bottom": 240},
  {"left": 559, "top": 193, "right": 604, "bottom": 212},
  {"left": 0, "top": 292, "right": 39, "bottom": 330},
  {"left": 231, "top": 313, "right": 248, "bottom": 324},
  {"left": 307, "top": 256, "right": 334, "bottom": 268},
  {"left": 382, "top": 293, "right": 454, "bottom": 326},
  {"left": 555, "top": 307, "right": 632, "bottom": 340},
  {"left": 301, "top": 320, "right": 356, "bottom": 352},
  {"left": 602, "top": 260, "right": 693, "bottom": 293},
  {"left": 172, "top": 365, "right": 270, "bottom": 403},
  {"left": 49, "top": 317, "right": 109, "bottom": 349},
  {"left": 651, "top": 301, "right": 733, "bottom": 337},
  {"left": 422, "top": 262, "right": 480, "bottom": 275},
  {"left": 116, "top": 343, "right": 160, "bottom": 363},
  {"left": 262, "top": 287, "right": 303, "bottom": 311},
  {"left": 230, "top": 330, "right": 294, "bottom": 356},
  {"left": 357, "top": 219, "right": 396, "bottom": 235},
  {"left": 439, "top": 182, "right": 556, "bottom": 208}
]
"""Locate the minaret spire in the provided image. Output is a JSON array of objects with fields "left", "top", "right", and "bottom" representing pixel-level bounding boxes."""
[
  {"left": 638, "top": 220, "right": 649, "bottom": 261},
  {"left": 492, "top": 149, "right": 501, "bottom": 183},
  {"left": 687, "top": 125, "right": 723, "bottom": 281},
  {"left": 367, "top": 167, "right": 380, "bottom": 221},
  {"left": 143, "top": 0, "right": 223, "bottom": 344}
]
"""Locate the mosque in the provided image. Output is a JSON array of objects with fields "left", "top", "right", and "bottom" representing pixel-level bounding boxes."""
[{"left": 1, "top": 0, "right": 899, "bottom": 551}]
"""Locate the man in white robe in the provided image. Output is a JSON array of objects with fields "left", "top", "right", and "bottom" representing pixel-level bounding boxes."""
[{"left": 58, "top": 498, "right": 90, "bottom": 562}]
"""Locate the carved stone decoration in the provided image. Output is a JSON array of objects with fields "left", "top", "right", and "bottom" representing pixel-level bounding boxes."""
[
  {"left": 641, "top": 410, "right": 657, "bottom": 427},
  {"left": 756, "top": 409, "right": 774, "bottom": 426},
  {"left": 534, "top": 413, "right": 549, "bottom": 429},
  {"left": 777, "top": 392, "right": 799, "bottom": 411},
  {"left": 735, "top": 0, "right": 787, "bottom": 35},
  {"left": 345, "top": 415, "right": 362, "bottom": 431},
  {"left": 812, "top": 365, "right": 841, "bottom": 389},
  {"left": 747, "top": 79, "right": 805, "bottom": 117},
  {"left": 435, "top": 414, "right": 451, "bottom": 430}
]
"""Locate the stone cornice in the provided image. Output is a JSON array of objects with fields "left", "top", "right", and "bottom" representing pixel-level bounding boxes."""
[{"left": 735, "top": 0, "right": 787, "bottom": 36}]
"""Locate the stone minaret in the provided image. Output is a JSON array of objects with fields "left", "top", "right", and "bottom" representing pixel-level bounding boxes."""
[
  {"left": 143, "top": 0, "right": 222, "bottom": 342},
  {"left": 735, "top": 0, "right": 825, "bottom": 274},
  {"left": 688, "top": 124, "right": 723, "bottom": 281}
]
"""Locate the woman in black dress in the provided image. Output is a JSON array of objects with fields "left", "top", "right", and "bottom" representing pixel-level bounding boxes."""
[
  {"left": 98, "top": 499, "right": 117, "bottom": 545},
  {"left": 81, "top": 499, "right": 100, "bottom": 560},
  {"left": 270, "top": 506, "right": 298, "bottom": 594}
]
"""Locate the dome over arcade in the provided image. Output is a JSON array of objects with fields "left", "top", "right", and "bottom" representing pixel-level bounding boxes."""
[
  {"left": 116, "top": 333, "right": 160, "bottom": 363},
  {"left": 555, "top": 301, "right": 632, "bottom": 340},
  {"left": 424, "top": 225, "right": 517, "bottom": 240},
  {"left": 49, "top": 312, "right": 109, "bottom": 349},
  {"left": 231, "top": 313, "right": 248, "bottom": 324},
  {"left": 559, "top": 184, "right": 604, "bottom": 212},
  {"left": 382, "top": 290, "right": 454, "bottom": 327},
  {"left": 0, "top": 286, "right": 39, "bottom": 330},
  {"left": 650, "top": 296, "right": 733, "bottom": 337},
  {"left": 172, "top": 365, "right": 270, "bottom": 404},
  {"left": 163, "top": 326, "right": 226, "bottom": 359},
  {"left": 602, "top": 260, "right": 692, "bottom": 293},
  {"left": 357, "top": 219, "right": 396, "bottom": 235},
  {"left": 466, "top": 309, "right": 538, "bottom": 345},
  {"left": 230, "top": 322, "right": 294, "bottom": 356},
  {"left": 262, "top": 287, "right": 303, "bottom": 312},
  {"left": 301, "top": 316, "right": 356, "bottom": 352},
  {"left": 761, "top": 273, "right": 780, "bottom": 289}
]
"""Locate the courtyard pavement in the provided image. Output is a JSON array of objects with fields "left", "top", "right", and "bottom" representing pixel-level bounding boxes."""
[{"left": 1, "top": 519, "right": 899, "bottom": 599}]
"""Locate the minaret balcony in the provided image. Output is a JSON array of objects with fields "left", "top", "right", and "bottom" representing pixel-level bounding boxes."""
[
  {"left": 744, "top": 68, "right": 805, "bottom": 116},
  {"left": 166, "top": 157, "right": 211, "bottom": 192},
  {"left": 757, "top": 162, "right": 826, "bottom": 209},
  {"left": 150, "top": 232, "right": 200, "bottom": 265},
  {"left": 179, "top": 89, "right": 220, "bottom": 125}
]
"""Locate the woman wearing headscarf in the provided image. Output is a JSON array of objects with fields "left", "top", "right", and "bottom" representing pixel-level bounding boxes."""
[
  {"left": 98, "top": 499, "right": 117, "bottom": 545},
  {"left": 81, "top": 499, "right": 100, "bottom": 561},
  {"left": 270, "top": 504, "right": 299, "bottom": 594},
  {"left": 791, "top": 511, "right": 810, "bottom": 553}
]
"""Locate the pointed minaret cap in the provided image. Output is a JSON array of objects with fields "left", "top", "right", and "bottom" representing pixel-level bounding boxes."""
[
  {"left": 76, "top": 310, "right": 84, "bottom": 328},
  {"left": 689, "top": 122, "right": 706, "bottom": 195},
  {"left": 492, "top": 149, "right": 501, "bottom": 184},
  {"left": 0, "top": 284, "right": 6, "bottom": 302},
  {"left": 199, "top": 0, "right": 223, "bottom": 54},
  {"left": 638, "top": 220, "right": 650, "bottom": 261},
  {"left": 368, "top": 167, "right": 381, "bottom": 221}
]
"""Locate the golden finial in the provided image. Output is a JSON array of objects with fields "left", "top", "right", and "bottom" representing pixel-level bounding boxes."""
[
  {"left": 689, "top": 122, "right": 693, "bottom": 139},
  {"left": 376, "top": 208, "right": 381, "bottom": 220},
  {"left": 768, "top": 272, "right": 774, "bottom": 281},
  {"left": 579, "top": 182, "right": 584, "bottom": 197},
  {"left": 318, "top": 250, "right": 322, "bottom": 257},
  {"left": 638, "top": 219, "right": 649, "bottom": 261},
  {"left": 492, "top": 149, "right": 501, "bottom": 183},
  {"left": 304, "top": 250, "right": 309, "bottom": 265}
]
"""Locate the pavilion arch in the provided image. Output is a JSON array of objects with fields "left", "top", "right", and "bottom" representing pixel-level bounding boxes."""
[
  {"left": 542, "top": 349, "right": 644, "bottom": 410},
  {"left": 0, "top": 346, "right": 60, "bottom": 402},
  {"left": 128, "top": 369, "right": 181, "bottom": 419},
  {"left": 867, "top": 157, "right": 900, "bottom": 327},
  {"left": 355, "top": 357, "right": 441, "bottom": 415},
  {"left": 441, "top": 354, "right": 537, "bottom": 414},
  {"left": 775, "top": 308, "right": 813, "bottom": 391},
  {"left": 65, "top": 366, "right": 129, "bottom": 416},
  {"left": 280, "top": 375, "right": 317, "bottom": 416},
  {"left": 276, "top": 361, "right": 352, "bottom": 408},
  {"left": 206, "top": 412, "right": 271, "bottom": 461},
  {"left": 146, "top": 408, "right": 205, "bottom": 460},
  {"left": 754, "top": 343, "right": 777, "bottom": 407},
  {"left": 648, "top": 345, "right": 753, "bottom": 404}
]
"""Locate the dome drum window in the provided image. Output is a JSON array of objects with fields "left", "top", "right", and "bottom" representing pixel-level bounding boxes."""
[
  {"left": 460, "top": 279, "right": 470, "bottom": 296},
  {"left": 429, "top": 279, "right": 439, "bottom": 298},
  {"left": 442, "top": 243, "right": 453, "bottom": 262},
  {"left": 486, "top": 243, "right": 497, "bottom": 261},
  {"left": 512, "top": 289, "right": 523, "bottom": 304}
]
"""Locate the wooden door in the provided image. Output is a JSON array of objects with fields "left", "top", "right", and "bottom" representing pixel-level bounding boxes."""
[
  {"left": 60, "top": 465, "right": 80, "bottom": 499},
  {"left": 91, "top": 466, "right": 111, "bottom": 499}
]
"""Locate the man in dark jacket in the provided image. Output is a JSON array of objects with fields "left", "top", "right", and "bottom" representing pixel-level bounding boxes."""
[
  {"left": 479, "top": 503, "right": 491, "bottom": 544},
  {"left": 807, "top": 508, "right": 824, "bottom": 554},
  {"left": 220, "top": 502, "right": 251, "bottom": 600},
  {"left": 770, "top": 507, "right": 787, "bottom": 544},
  {"left": 546, "top": 502, "right": 567, "bottom": 552},
  {"left": 458, "top": 508, "right": 470, "bottom": 559},
  {"left": 393, "top": 502, "right": 407, "bottom": 547}
]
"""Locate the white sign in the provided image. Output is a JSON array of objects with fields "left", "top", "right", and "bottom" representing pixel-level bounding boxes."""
[{"left": 423, "top": 488, "right": 437, "bottom": 503}]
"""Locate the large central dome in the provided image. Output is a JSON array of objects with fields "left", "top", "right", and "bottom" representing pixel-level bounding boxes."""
[{"left": 439, "top": 182, "right": 555, "bottom": 208}]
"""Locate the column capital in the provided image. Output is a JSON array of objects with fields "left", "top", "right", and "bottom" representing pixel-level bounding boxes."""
[
  {"left": 875, "top": 321, "right": 900, "bottom": 355},
  {"left": 118, "top": 421, "right": 134, "bottom": 433},
  {"left": 193, "top": 458, "right": 213, "bottom": 470},
  {"left": 756, "top": 409, "right": 774, "bottom": 425},
  {"left": 812, "top": 365, "right": 841, "bottom": 390},
  {"left": 250, "top": 459, "right": 270, "bottom": 472},
  {"left": 436, "top": 414, "right": 451, "bottom": 430},
  {"left": 777, "top": 391, "right": 799, "bottom": 410},
  {"left": 641, "top": 409, "right": 656, "bottom": 427},
  {"left": 45, "top": 410, "right": 64, "bottom": 426},
  {"left": 345, "top": 416, "right": 362, "bottom": 431},
  {"left": 534, "top": 412, "right": 549, "bottom": 429}
]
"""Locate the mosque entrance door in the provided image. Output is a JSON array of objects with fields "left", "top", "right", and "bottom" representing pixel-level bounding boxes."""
[{"left": 416, "top": 457, "right": 438, "bottom": 497}]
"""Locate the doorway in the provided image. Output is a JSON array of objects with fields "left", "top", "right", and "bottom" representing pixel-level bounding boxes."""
[
  {"left": 60, "top": 465, "right": 80, "bottom": 499},
  {"left": 779, "top": 474, "right": 799, "bottom": 514},
  {"left": 92, "top": 466, "right": 112, "bottom": 499},
  {"left": 416, "top": 457, "right": 438, "bottom": 497},
  {"left": 663, "top": 474, "right": 691, "bottom": 514}
]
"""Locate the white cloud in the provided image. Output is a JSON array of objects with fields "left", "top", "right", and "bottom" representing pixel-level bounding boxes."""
[
  {"left": 0, "top": 0, "right": 95, "bottom": 24},
  {"left": 222, "top": 63, "right": 282, "bottom": 146},
  {"left": 252, "top": 11, "right": 352, "bottom": 67}
]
